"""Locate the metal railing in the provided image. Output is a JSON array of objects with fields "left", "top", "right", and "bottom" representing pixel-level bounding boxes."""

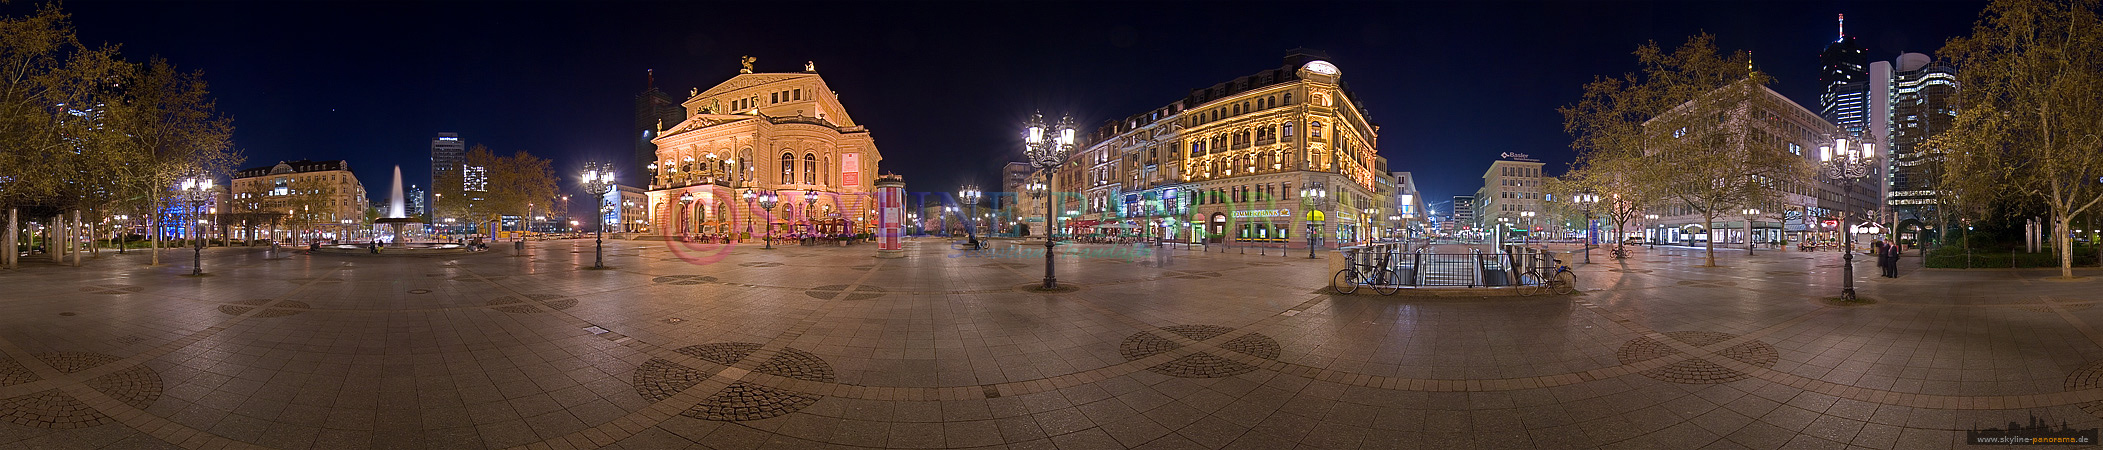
[{"left": 1337, "top": 244, "right": 1559, "bottom": 289}]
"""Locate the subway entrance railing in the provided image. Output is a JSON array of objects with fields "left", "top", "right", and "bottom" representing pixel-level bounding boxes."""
[{"left": 1335, "top": 243, "right": 1562, "bottom": 290}]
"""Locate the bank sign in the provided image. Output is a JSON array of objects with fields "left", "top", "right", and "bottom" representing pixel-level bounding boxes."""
[{"left": 1232, "top": 209, "right": 1292, "bottom": 219}]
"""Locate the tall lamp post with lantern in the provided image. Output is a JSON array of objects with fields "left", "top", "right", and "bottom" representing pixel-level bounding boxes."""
[
  {"left": 757, "top": 191, "right": 779, "bottom": 249},
  {"left": 581, "top": 162, "right": 615, "bottom": 269},
  {"left": 1300, "top": 183, "right": 1327, "bottom": 259},
  {"left": 1023, "top": 113, "right": 1076, "bottom": 289},
  {"left": 1573, "top": 193, "right": 1599, "bottom": 263},
  {"left": 178, "top": 176, "right": 214, "bottom": 276},
  {"left": 1820, "top": 137, "right": 1878, "bottom": 301}
]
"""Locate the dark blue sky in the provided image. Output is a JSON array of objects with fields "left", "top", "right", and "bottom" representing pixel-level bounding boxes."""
[{"left": 48, "top": 1, "right": 1984, "bottom": 215}]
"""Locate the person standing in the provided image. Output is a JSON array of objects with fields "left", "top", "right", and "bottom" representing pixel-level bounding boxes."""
[
  {"left": 1884, "top": 241, "right": 1902, "bottom": 278},
  {"left": 1871, "top": 239, "right": 1888, "bottom": 278}
]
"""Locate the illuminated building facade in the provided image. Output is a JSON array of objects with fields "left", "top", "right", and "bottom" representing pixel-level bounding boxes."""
[
  {"left": 1883, "top": 53, "right": 1958, "bottom": 229},
  {"left": 229, "top": 160, "right": 370, "bottom": 240},
  {"left": 643, "top": 61, "right": 884, "bottom": 239},
  {"left": 1819, "top": 15, "right": 1871, "bottom": 137}
]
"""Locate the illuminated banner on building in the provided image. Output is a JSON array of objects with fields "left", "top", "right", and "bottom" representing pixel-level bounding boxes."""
[
  {"left": 1232, "top": 209, "right": 1293, "bottom": 219},
  {"left": 841, "top": 153, "right": 861, "bottom": 186}
]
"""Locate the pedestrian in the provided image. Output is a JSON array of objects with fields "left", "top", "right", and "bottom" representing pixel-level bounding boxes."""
[
  {"left": 1884, "top": 241, "right": 1902, "bottom": 278},
  {"left": 1870, "top": 239, "right": 1887, "bottom": 277}
]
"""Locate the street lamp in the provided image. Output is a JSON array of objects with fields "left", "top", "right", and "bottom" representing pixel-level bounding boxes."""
[
  {"left": 1574, "top": 193, "right": 1600, "bottom": 263},
  {"left": 942, "top": 205, "right": 954, "bottom": 237},
  {"left": 678, "top": 192, "right": 694, "bottom": 241},
  {"left": 1820, "top": 137, "right": 1878, "bottom": 301},
  {"left": 960, "top": 185, "right": 982, "bottom": 236},
  {"left": 757, "top": 190, "right": 779, "bottom": 249},
  {"left": 1023, "top": 112, "right": 1076, "bottom": 289},
  {"left": 804, "top": 191, "right": 819, "bottom": 238},
  {"left": 178, "top": 176, "right": 213, "bottom": 276},
  {"left": 1645, "top": 214, "right": 1660, "bottom": 249},
  {"left": 1300, "top": 183, "right": 1327, "bottom": 259},
  {"left": 1519, "top": 211, "right": 1537, "bottom": 249},
  {"left": 581, "top": 162, "right": 615, "bottom": 269},
  {"left": 741, "top": 189, "right": 757, "bottom": 238},
  {"left": 1741, "top": 208, "right": 1761, "bottom": 255},
  {"left": 113, "top": 214, "right": 130, "bottom": 254}
]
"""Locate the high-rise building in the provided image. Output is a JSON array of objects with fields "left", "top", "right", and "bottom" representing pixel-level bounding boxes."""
[
  {"left": 1819, "top": 14, "right": 1871, "bottom": 136},
  {"left": 1884, "top": 53, "right": 1958, "bottom": 227},
  {"left": 430, "top": 132, "right": 464, "bottom": 216},
  {"left": 407, "top": 185, "right": 427, "bottom": 217},
  {"left": 1475, "top": 158, "right": 1546, "bottom": 241},
  {"left": 1451, "top": 195, "right": 1474, "bottom": 231},
  {"left": 636, "top": 70, "right": 689, "bottom": 184}
]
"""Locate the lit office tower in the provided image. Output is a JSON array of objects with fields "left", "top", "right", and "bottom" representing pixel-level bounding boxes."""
[
  {"left": 1885, "top": 53, "right": 1959, "bottom": 224},
  {"left": 431, "top": 132, "right": 464, "bottom": 200},
  {"left": 1819, "top": 14, "right": 1870, "bottom": 136}
]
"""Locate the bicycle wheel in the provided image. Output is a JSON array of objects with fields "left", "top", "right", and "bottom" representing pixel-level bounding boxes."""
[
  {"left": 1552, "top": 270, "right": 1577, "bottom": 295},
  {"left": 1372, "top": 269, "right": 1401, "bottom": 296},
  {"left": 1516, "top": 271, "right": 1543, "bottom": 296},
  {"left": 1331, "top": 269, "right": 1359, "bottom": 294}
]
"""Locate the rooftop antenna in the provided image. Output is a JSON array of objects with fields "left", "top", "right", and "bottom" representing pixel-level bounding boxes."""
[
  {"left": 647, "top": 69, "right": 656, "bottom": 89},
  {"left": 1837, "top": 14, "right": 1846, "bottom": 42}
]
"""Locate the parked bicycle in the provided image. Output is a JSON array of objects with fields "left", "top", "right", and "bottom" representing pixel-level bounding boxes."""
[
  {"left": 1331, "top": 249, "right": 1401, "bottom": 295},
  {"left": 1520, "top": 256, "right": 1577, "bottom": 296}
]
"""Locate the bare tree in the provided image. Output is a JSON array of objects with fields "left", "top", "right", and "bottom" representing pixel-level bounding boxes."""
[{"left": 1930, "top": 0, "right": 2103, "bottom": 278}]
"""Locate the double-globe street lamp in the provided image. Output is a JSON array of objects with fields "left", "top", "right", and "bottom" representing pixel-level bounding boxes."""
[
  {"left": 1519, "top": 210, "right": 1537, "bottom": 249},
  {"left": 960, "top": 185, "right": 982, "bottom": 237},
  {"left": 678, "top": 193, "right": 695, "bottom": 242},
  {"left": 581, "top": 162, "right": 616, "bottom": 269},
  {"left": 757, "top": 190, "right": 779, "bottom": 249},
  {"left": 1573, "top": 193, "right": 1600, "bottom": 263},
  {"left": 1741, "top": 208, "right": 1761, "bottom": 255},
  {"left": 1300, "top": 183, "right": 1327, "bottom": 259},
  {"left": 178, "top": 176, "right": 214, "bottom": 276},
  {"left": 1820, "top": 137, "right": 1878, "bottom": 301},
  {"left": 1023, "top": 113, "right": 1076, "bottom": 289}
]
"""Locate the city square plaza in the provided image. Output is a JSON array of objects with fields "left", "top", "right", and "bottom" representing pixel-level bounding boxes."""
[{"left": 0, "top": 238, "right": 2100, "bottom": 449}]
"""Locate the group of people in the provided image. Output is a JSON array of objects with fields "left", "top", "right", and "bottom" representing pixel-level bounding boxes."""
[{"left": 1871, "top": 239, "right": 1904, "bottom": 278}]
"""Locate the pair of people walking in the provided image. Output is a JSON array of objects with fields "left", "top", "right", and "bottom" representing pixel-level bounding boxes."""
[{"left": 1871, "top": 239, "right": 1901, "bottom": 278}]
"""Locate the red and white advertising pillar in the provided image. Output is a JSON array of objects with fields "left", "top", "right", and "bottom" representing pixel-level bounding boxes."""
[{"left": 876, "top": 175, "right": 906, "bottom": 258}]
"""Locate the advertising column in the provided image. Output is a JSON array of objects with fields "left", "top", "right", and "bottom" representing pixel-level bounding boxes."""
[{"left": 876, "top": 174, "right": 906, "bottom": 258}]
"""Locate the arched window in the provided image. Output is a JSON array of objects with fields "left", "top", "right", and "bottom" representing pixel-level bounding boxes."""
[
  {"left": 1283, "top": 93, "right": 1293, "bottom": 105},
  {"left": 738, "top": 157, "right": 749, "bottom": 181},
  {"left": 781, "top": 153, "right": 795, "bottom": 184},
  {"left": 803, "top": 153, "right": 816, "bottom": 185},
  {"left": 1283, "top": 123, "right": 1294, "bottom": 137},
  {"left": 1310, "top": 121, "right": 1324, "bottom": 138}
]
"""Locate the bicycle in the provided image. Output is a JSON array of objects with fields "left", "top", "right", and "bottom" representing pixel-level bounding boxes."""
[
  {"left": 1331, "top": 250, "right": 1401, "bottom": 296},
  {"left": 1519, "top": 256, "right": 1577, "bottom": 296},
  {"left": 1609, "top": 246, "right": 1629, "bottom": 259}
]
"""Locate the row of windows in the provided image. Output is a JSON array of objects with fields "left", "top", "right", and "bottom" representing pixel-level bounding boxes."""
[
  {"left": 1500, "top": 166, "right": 1539, "bottom": 178},
  {"left": 727, "top": 88, "right": 803, "bottom": 112},
  {"left": 1189, "top": 93, "right": 1293, "bottom": 127}
]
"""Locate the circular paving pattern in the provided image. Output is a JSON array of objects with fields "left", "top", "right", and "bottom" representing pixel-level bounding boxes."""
[
  {"left": 633, "top": 343, "right": 836, "bottom": 421},
  {"left": 217, "top": 299, "right": 311, "bottom": 318},
  {"left": 1616, "top": 331, "right": 1779, "bottom": 384},
  {"left": 1119, "top": 325, "right": 1281, "bottom": 378},
  {"left": 0, "top": 352, "right": 161, "bottom": 429},
  {"left": 804, "top": 284, "right": 886, "bottom": 300},
  {"left": 486, "top": 294, "right": 578, "bottom": 314},
  {"left": 651, "top": 275, "right": 717, "bottom": 285},
  {"left": 0, "top": 357, "right": 37, "bottom": 386},
  {"left": 77, "top": 284, "right": 143, "bottom": 295},
  {"left": 2064, "top": 360, "right": 2103, "bottom": 420}
]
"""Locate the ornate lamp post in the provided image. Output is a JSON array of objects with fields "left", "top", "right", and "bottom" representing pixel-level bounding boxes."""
[
  {"left": 1519, "top": 210, "right": 1537, "bottom": 249},
  {"left": 1300, "top": 183, "right": 1327, "bottom": 259},
  {"left": 178, "top": 176, "right": 214, "bottom": 276},
  {"left": 678, "top": 192, "right": 694, "bottom": 241},
  {"left": 804, "top": 191, "right": 818, "bottom": 239},
  {"left": 960, "top": 185, "right": 982, "bottom": 236},
  {"left": 1023, "top": 112, "right": 1076, "bottom": 289},
  {"left": 1741, "top": 207, "right": 1761, "bottom": 255},
  {"left": 1573, "top": 193, "right": 1599, "bottom": 263},
  {"left": 581, "top": 162, "right": 615, "bottom": 269},
  {"left": 1820, "top": 137, "right": 1878, "bottom": 301},
  {"left": 1644, "top": 214, "right": 1660, "bottom": 248},
  {"left": 741, "top": 190, "right": 756, "bottom": 238},
  {"left": 757, "top": 190, "right": 779, "bottom": 249}
]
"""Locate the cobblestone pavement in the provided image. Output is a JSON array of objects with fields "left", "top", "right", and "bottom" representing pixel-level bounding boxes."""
[{"left": 0, "top": 238, "right": 2100, "bottom": 449}]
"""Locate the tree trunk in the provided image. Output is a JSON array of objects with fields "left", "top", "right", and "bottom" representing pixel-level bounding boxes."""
[
  {"left": 2058, "top": 214, "right": 2074, "bottom": 278},
  {"left": 4, "top": 207, "right": 15, "bottom": 269},
  {"left": 1703, "top": 215, "right": 1717, "bottom": 266},
  {"left": 151, "top": 198, "right": 162, "bottom": 266},
  {"left": 51, "top": 215, "right": 63, "bottom": 263},
  {"left": 72, "top": 210, "right": 82, "bottom": 266}
]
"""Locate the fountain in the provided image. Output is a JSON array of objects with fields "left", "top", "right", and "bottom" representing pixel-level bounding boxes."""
[
  {"left": 316, "top": 166, "right": 466, "bottom": 255},
  {"left": 372, "top": 166, "right": 424, "bottom": 241}
]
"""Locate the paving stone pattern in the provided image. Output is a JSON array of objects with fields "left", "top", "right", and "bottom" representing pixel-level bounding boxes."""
[{"left": 4, "top": 239, "right": 2103, "bottom": 449}]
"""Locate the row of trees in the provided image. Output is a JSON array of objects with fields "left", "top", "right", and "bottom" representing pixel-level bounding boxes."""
[
  {"left": 1552, "top": 34, "right": 1814, "bottom": 267},
  {"left": 1553, "top": 0, "right": 2102, "bottom": 277},
  {"left": 0, "top": 4, "right": 238, "bottom": 268},
  {"left": 431, "top": 144, "right": 557, "bottom": 235}
]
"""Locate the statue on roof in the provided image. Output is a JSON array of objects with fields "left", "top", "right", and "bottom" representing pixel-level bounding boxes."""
[
  {"left": 739, "top": 55, "right": 756, "bottom": 74},
  {"left": 805, "top": 61, "right": 816, "bottom": 72}
]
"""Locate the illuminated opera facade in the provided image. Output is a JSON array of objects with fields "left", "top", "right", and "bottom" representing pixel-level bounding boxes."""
[
  {"left": 1061, "top": 51, "right": 1385, "bottom": 246},
  {"left": 642, "top": 61, "right": 883, "bottom": 239}
]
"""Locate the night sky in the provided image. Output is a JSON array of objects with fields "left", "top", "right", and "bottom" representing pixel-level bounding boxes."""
[{"left": 47, "top": 1, "right": 1985, "bottom": 216}]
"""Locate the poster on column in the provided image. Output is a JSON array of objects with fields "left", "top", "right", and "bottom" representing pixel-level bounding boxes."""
[{"left": 879, "top": 183, "right": 902, "bottom": 251}]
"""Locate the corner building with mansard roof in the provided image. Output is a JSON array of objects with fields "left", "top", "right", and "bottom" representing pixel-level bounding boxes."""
[
  {"left": 643, "top": 63, "right": 883, "bottom": 239},
  {"left": 1059, "top": 51, "right": 1385, "bottom": 246}
]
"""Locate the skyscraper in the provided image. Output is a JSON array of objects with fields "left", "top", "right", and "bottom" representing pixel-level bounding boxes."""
[
  {"left": 1819, "top": 14, "right": 1870, "bottom": 137},
  {"left": 1885, "top": 53, "right": 1958, "bottom": 226},
  {"left": 430, "top": 132, "right": 464, "bottom": 217},
  {"left": 635, "top": 69, "right": 688, "bottom": 185}
]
